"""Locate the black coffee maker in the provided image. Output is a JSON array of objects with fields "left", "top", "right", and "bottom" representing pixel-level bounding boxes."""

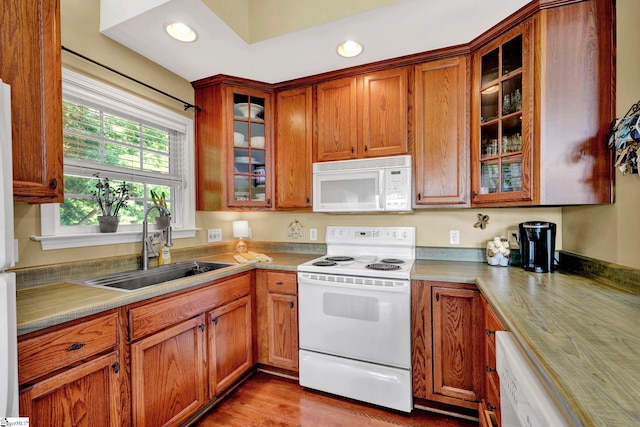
[{"left": 519, "top": 221, "right": 556, "bottom": 272}]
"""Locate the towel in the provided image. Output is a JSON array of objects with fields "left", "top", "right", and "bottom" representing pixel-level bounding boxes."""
[{"left": 233, "top": 251, "right": 273, "bottom": 264}]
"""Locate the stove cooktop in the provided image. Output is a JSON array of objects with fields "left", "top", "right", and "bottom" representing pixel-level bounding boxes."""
[
  {"left": 298, "top": 226, "right": 416, "bottom": 280},
  {"left": 299, "top": 254, "right": 414, "bottom": 280}
]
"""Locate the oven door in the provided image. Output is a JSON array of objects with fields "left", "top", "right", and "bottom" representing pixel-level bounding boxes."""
[{"left": 298, "top": 272, "right": 411, "bottom": 368}]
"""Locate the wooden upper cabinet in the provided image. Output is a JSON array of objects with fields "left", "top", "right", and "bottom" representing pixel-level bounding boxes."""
[
  {"left": 471, "top": 0, "right": 614, "bottom": 206},
  {"left": 275, "top": 86, "right": 313, "bottom": 210},
  {"left": 413, "top": 56, "right": 469, "bottom": 207},
  {"left": 360, "top": 67, "right": 408, "bottom": 158},
  {"left": 193, "top": 80, "right": 274, "bottom": 211},
  {"left": 316, "top": 77, "right": 358, "bottom": 161},
  {"left": 316, "top": 68, "right": 408, "bottom": 162},
  {"left": 1, "top": 0, "right": 63, "bottom": 203}
]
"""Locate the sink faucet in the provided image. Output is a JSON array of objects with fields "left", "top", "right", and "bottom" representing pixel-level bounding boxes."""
[{"left": 141, "top": 205, "right": 172, "bottom": 270}]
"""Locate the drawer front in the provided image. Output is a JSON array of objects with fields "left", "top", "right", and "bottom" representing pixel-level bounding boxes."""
[
  {"left": 130, "top": 273, "right": 251, "bottom": 341},
  {"left": 18, "top": 312, "right": 118, "bottom": 385},
  {"left": 485, "top": 303, "right": 505, "bottom": 348},
  {"left": 266, "top": 271, "right": 296, "bottom": 295}
]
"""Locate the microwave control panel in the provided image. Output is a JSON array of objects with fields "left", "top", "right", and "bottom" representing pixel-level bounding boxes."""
[{"left": 384, "top": 169, "right": 411, "bottom": 210}]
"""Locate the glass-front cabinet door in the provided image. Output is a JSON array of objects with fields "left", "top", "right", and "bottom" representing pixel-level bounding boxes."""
[
  {"left": 227, "top": 89, "right": 272, "bottom": 208},
  {"left": 472, "top": 21, "right": 533, "bottom": 205}
]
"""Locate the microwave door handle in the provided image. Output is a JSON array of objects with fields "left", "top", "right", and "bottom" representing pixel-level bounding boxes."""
[{"left": 379, "top": 170, "right": 384, "bottom": 210}]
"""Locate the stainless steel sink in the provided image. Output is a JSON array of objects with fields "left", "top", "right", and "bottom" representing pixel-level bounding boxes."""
[{"left": 71, "top": 261, "right": 235, "bottom": 292}]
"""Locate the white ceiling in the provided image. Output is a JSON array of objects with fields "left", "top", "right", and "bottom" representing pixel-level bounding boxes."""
[{"left": 100, "top": 0, "right": 530, "bottom": 84}]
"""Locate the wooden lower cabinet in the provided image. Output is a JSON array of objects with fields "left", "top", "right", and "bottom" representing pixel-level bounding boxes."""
[
  {"left": 131, "top": 315, "right": 208, "bottom": 427},
  {"left": 412, "top": 281, "right": 483, "bottom": 409},
  {"left": 19, "top": 352, "right": 121, "bottom": 427},
  {"left": 256, "top": 270, "right": 298, "bottom": 371},
  {"left": 482, "top": 295, "right": 506, "bottom": 425},
  {"left": 18, "top": 312, "right": 123, "bottom": 426},
  {"left": 126, "top": 271, "right": 254, "bottom": 426},
  {"left": 208, "top": 295, "right": 253, "bottom": 397}
]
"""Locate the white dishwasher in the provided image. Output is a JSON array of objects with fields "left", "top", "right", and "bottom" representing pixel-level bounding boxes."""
[{"left": 496, "top": 331, "right": 570, "bottom": 427}]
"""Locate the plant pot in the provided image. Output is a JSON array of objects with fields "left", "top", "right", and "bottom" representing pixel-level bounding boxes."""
[
  {"left": 155, "top": 216, "right": 170, "bottom": 230},
  {"left": 98, "top": 216, "right": 119, "bottom": 233}
]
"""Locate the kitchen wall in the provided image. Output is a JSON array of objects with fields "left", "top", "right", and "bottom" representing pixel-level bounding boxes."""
[
  {"left": 562, "top": 0, "right": 640, "bottom": 270},
  {"left": 13, "top": 0, "right": 635, "bottom": 270}
]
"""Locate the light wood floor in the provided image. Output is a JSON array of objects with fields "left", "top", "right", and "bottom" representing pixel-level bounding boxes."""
[{"left": 194, "top": 372, "right": 477, "bottom": 426}]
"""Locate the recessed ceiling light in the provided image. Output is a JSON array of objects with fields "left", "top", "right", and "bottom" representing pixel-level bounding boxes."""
[
  {"left": 165, "top": 22, "right": 198, "bottom": 43},
  {"left": 337, "top": 40, "right": 363, "bottom": 58}
]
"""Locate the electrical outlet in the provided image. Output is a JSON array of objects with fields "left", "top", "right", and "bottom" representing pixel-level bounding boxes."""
[
  {"left": 507, "top": 228, "right": 520, "bottom": 249},
  {"left": 310, "top": 228, "right": 318, "bottom": 241},
  {"left": 450, "top": 230, "right": 460, "bottom": 245},
  {"left": 207, "top": 228, "right": 222, "bottom": 243}
]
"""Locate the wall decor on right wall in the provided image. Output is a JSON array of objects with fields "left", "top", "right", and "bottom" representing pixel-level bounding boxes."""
[{"left": 608, "top": 99, "right": 640, "bottom": 175}]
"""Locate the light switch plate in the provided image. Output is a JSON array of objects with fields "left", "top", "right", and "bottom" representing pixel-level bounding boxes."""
[{"left": 310, "top": 228, "right": 317, "bottom": 241}]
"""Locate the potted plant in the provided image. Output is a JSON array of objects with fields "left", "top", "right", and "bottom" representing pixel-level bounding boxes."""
[
  {"left": 150, "top": 189, "right": 170, "bottom": 229},
  {"left": 93, "top": 177, "right": 130, "bottom": 233}
]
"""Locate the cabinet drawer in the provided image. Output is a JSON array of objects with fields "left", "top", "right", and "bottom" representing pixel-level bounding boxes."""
[
  {"left": 130, "top": 273, "right": 251, "bottom": 340},
  {"left": 485, "top": 303, "right": 505, "bottom": 349},
  {"left": 266, "top": 271, "right": 296, "bottom": 295},
  {"left": 485, "top": 369, "right": 500, "bottom": 423},
  {"left": 18, "top": 312, "right": 118, "bottom": 385}
]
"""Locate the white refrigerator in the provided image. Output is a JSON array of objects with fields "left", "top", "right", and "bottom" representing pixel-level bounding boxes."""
[{"left": 0, "top": 79, "right": 19, "bottom": 417}]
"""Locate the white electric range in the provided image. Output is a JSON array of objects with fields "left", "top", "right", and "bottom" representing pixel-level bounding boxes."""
[{"left": 297, "top": 226, "right": 415, "bottom": 413}]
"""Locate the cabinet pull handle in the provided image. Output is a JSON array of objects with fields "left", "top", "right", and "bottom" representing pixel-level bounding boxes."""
[
  {"left": 472, "top": 191, "right": 477, "bottom": 199},
  {"left": 276, "top": 281, "right": 284, "bottom": 285},
  {"left": 67, "top": 343, "right": 85, "bottom": 351},
  {"left": 200, "top": 323, "right": 206, "bottom": 331},
  {"left": 212, "top": 318, "right": 218, "bottom": 325},
  {"left": 267, "top": 198, "right": 271, "bottom": 205},
  {"left": 364, "top": 145, "right": 368, "bottom": 152},
  {"left": 306, "top": 197, "right": 310, "bottom": 204},
  {"left": 435, "top": 293, "right": 440, "bottom": 302},
  {"left": 49, "top": 178, "right": 58, "bottom": 190},
  {"left": 486, "top": 329, "right": 495, "bottom": 336},
  {"left": 351, "top": 146, "right": 354, "bottom": 153},
  {"left": 417, "top": 193, "right": 422, "bottom": 201},
  {"left": 487, "top": 403, "right": 496, "bottom": 411},
  {"left": 290, "top": 301, "right": 294, "bottom": 309},
  {"left": 486, "top": 365, "right": 497, "bottom": 373},
  {"left": 112, "top": 362, "right": 120, "bottom": 374}
]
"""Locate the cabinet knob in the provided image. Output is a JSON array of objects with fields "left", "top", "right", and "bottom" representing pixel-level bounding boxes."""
[
  {"left": 417, "top": 193, "right": 422, "bottom": 201},
  {"left": 276, "top": 281, "right": 284, "bottom": 286},
  {"left": 200, "top": 323, "right": 206, "bottom": 330},
  {"left": 50, "top": 178, "right": 58, "bottom": 190},
  {"left": 212, "top": 318, "right": 218, "bottom": 325},
  {"left": 435, "top": 292, "right": 440, "bottom": 302},
  {"left": 351, "top": 146, "right": 354, "bottom": 153},
  {"left": 67, "top": 343, "right": 85, "bottom": 351},
  {"left": 486, "top": 365, "right": 496, "bottom": 373},
  {"left": 487, "top": 403, "right": 496, "bottom": 411},
  {"left": 112, "top": 362, "right": 120, "bottom": 374},
  {"left": 486, "top": 329, "right": 496, "bottom": 336},
  {"left": 364, "top": 145, "right": 368, "bottom": 152},
  {"left": 306, "top": 197, "right": 310, "bottom": 204},
  {"left": 290, "top": 301, "right": 294, "bottom": 309},
  {"left": 472, "top": 191, "right": 478, "bottom": 199}
]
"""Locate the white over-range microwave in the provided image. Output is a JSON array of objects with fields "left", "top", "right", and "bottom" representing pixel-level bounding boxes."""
[{"left": 312, "top": 155, "right": 412, "bottom": 213}]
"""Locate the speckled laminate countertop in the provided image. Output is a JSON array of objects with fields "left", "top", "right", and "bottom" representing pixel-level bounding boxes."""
[{"left": 17, "top": 254, "right": 640, "bottom": 427}]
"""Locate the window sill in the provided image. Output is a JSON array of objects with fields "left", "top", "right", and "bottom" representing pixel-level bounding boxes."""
[{"left": 32, "top": 228, "right": 198, "bottom": 250}]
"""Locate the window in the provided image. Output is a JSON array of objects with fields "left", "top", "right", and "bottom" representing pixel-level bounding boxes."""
[{"left": 38, "top": 69, "right": 196, "bottom": 249}]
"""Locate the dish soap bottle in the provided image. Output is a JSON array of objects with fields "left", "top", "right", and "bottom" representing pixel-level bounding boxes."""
[{"left": 158, "top": 244, "right": 171, "bottom": 265}]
